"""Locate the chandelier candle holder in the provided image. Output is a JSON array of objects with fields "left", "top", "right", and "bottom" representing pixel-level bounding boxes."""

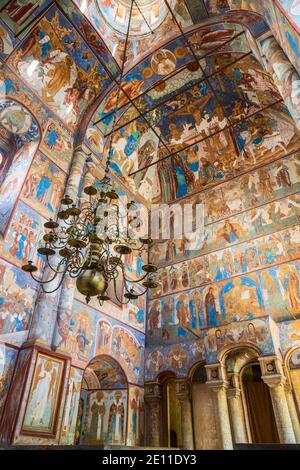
[{"left": 22, "top": 175, "right": 158, "bottom": 305}]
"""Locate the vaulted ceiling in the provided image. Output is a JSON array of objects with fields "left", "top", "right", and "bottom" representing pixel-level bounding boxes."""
[{"left": 1, "top": 0, "right": 300, "bottom": 205}]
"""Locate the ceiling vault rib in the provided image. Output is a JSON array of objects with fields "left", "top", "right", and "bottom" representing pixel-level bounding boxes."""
[{"left": 133, "top": 0, "right": 154, "bottom": 34}]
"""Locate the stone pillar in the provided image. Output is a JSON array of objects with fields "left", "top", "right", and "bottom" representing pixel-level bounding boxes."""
[
  {"left": 206, "top": 364, "right": 233, "bottom": 450},
  {"left": 259, "top": 356, "right": 296, "bottom": 444},
  {"left": 259, "top": 34, "right": 300, "bottom": 129},
  {"left": 27, "top": 147, "right": 87, "bottom": 346},
  {"left": 227, "top": 374, "right": 248, "bottom": 444},
  {"left": 52, "top": 155, "right": 95, "bottom": 351},
  {"left": 144, "top": 382, "right": 162, "bottom": 447},
  {"left": 285, "top": 383, "right": 300, "bottom": 443},
  {"left": 175, "top": 380, "right": 194, "bottom": 450}
]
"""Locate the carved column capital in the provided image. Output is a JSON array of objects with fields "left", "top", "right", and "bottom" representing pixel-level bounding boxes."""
[
  {"left": 175, "top": 379, "right": 191, "bottom": 402},
  {"left": 144, "top": 382, "right": 162, "bottom": 403},
  {"left": 259, "top": 355, "right": 287, "bottom": 388},
  {"left": 227, "top": 387, "right": 241, "bottom": 399},
  {"left": 205, "top": 363, "right": 229, "bottom": 392}
]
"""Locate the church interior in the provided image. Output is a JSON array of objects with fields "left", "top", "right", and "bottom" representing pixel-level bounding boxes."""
[{"left": 0, "top": 0, "right": 300, "bottom": 451}]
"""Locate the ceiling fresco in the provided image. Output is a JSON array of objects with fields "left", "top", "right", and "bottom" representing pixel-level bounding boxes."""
[
  {"left": 1, "top": 0, "right": 299, "bottom": 205},
  {"left": 86, "top": 27, "right": 299, "bottom": 204},
  {"left": 6, "top": 6, "right": 112, "bottom": 130},
  {"left": 87, "top": 355, "right": 128, "bottom": 389}
]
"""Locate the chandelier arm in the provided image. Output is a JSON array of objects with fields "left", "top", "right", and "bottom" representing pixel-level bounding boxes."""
[
  {"left": 114, "top": 277, "right": 131, "bottom": 306},
  {"left": 44, "top": 255, "right": 67, "bottom": 274},
  {"left": 29, "top": 263, "right": 67, "bottom": 285},
  {"left": 41, "top": 266, "right": 69, "bottom": 294}
]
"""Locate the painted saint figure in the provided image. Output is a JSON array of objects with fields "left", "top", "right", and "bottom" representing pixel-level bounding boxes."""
[
  {"left": 204, "top": 287, "right": 218, "bottom": 327},
  {"left": 108, "top": 391, "right": 125, "bottom": 444}
]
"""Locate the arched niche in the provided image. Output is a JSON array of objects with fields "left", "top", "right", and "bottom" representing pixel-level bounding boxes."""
[
  {"left": 0, "top": 98, "right": 40, "bottom": 237},
  {"left": 78, "top": 354, "right": 128, "bottom": 446}
]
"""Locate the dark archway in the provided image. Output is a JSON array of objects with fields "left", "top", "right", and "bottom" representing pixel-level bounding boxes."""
[{"left": 241, "top": 363, "right": 279, "bottom": 443}]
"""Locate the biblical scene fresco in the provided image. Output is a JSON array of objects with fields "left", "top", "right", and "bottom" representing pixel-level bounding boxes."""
[
  {"left": 83, "top": 389, "right": 127, "bottom": 445},
  {"left": 21, "top": 151, "right": 67, "bottom": 219},
  {"left": 0, "top": 258, "right": 37, "bottom": 340},
  {"left": 0, "top": 344, "right": 18, "bottom": 420},
  {"left": 74, "top": 0, "right": 192, "bottom": 68},
  {"left": 278, "top": 319, "right": 300, "bottom": 354},
  {"left": 148, "top": 258, "right": 300, "bottom": 344},
  {"left": 0, "top": 0, "right": 52, "bottom": 36},
  {"left": 59, "top": 300, "right": 144, "bottom": 385},
  {"left": 145, "top": 316, "right": 275, "bottom": 380},
  {"left": 40, "top": 119, "right": 73, "bottom": 172},
  {"left": 0, "top": 18, "right": 18, "bottom": 59},
  {"left": 98, "top": 47, "right": 300, "bottom": 203},
  {"left": 60, "top": 367, "right": 83, "bottom": 445},
  {"left": 228, "top": 1, "right": 300, "bottom": 76},
  {"left": 0, "top": 201, "right": 46, "bottom": 272},
  {"left": 7, "top": 7, "right": 111, "bottom": 129},
  {"left": 22, "top": 353, "right": 65, "bottom": 435},
  {"left": 151, "top": 194, "right": 300, "bottom": 269}
]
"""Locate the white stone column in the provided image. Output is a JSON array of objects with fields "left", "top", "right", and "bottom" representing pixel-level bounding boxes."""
[
  {"left": 285, "top": 383, "right": 300, "bottom": 443},
  {"left": 175, "top": 380, "right": 194, "bottom": 450},
  {"left": 259, "top": 356, "right": 296, "bottom": 444},
  {"left": 227, "top": 386, "right": 248, "bottom": 444},
  {"left": 52, "top": 154, "right": 95, "bottom": 350},
  {"left": 28, "top": 147, "right": 87, "bottom": 346},
  {"left": 206, "top": 364, "right": 233, "bottom": 450}
]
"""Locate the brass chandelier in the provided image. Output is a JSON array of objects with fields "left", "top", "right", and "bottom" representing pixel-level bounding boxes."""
[
  {"left": 21, "top": 0, "right": 158, "bottom": 305},
  {"left": 21, "top": 174, "right": 158, "bottom": 305}
]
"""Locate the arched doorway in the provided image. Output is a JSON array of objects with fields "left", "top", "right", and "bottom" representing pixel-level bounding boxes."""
[
  {"left": 191, "top": 363, "right": 220, "bottom": 449},
  {"left": 77, "top": 355, "right": 128, "bottom": 445},
  {"left": 241, "top": 363, "right": 280, "bottom": 443},
  {"left": 158, "top": 372, "right": 182, "bottom": 448}
]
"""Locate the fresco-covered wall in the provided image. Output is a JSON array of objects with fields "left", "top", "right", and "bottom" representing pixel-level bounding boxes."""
[
  {"left": 0, "top": 3, "right": 146, "bottom": 447},
  {"left": 0, "top": 0, "right": 300, "bottom": 449}
]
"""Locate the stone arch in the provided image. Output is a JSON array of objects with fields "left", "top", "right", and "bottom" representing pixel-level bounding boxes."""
[
  {"left": 78, "top": 354, "right": 129, "bottom": 445},
  {"left": 217, "top": 342, "right": 262, "bottom": 368},
  {"left": 0, "top": 97, "right": 41, "bottom": 237}
]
